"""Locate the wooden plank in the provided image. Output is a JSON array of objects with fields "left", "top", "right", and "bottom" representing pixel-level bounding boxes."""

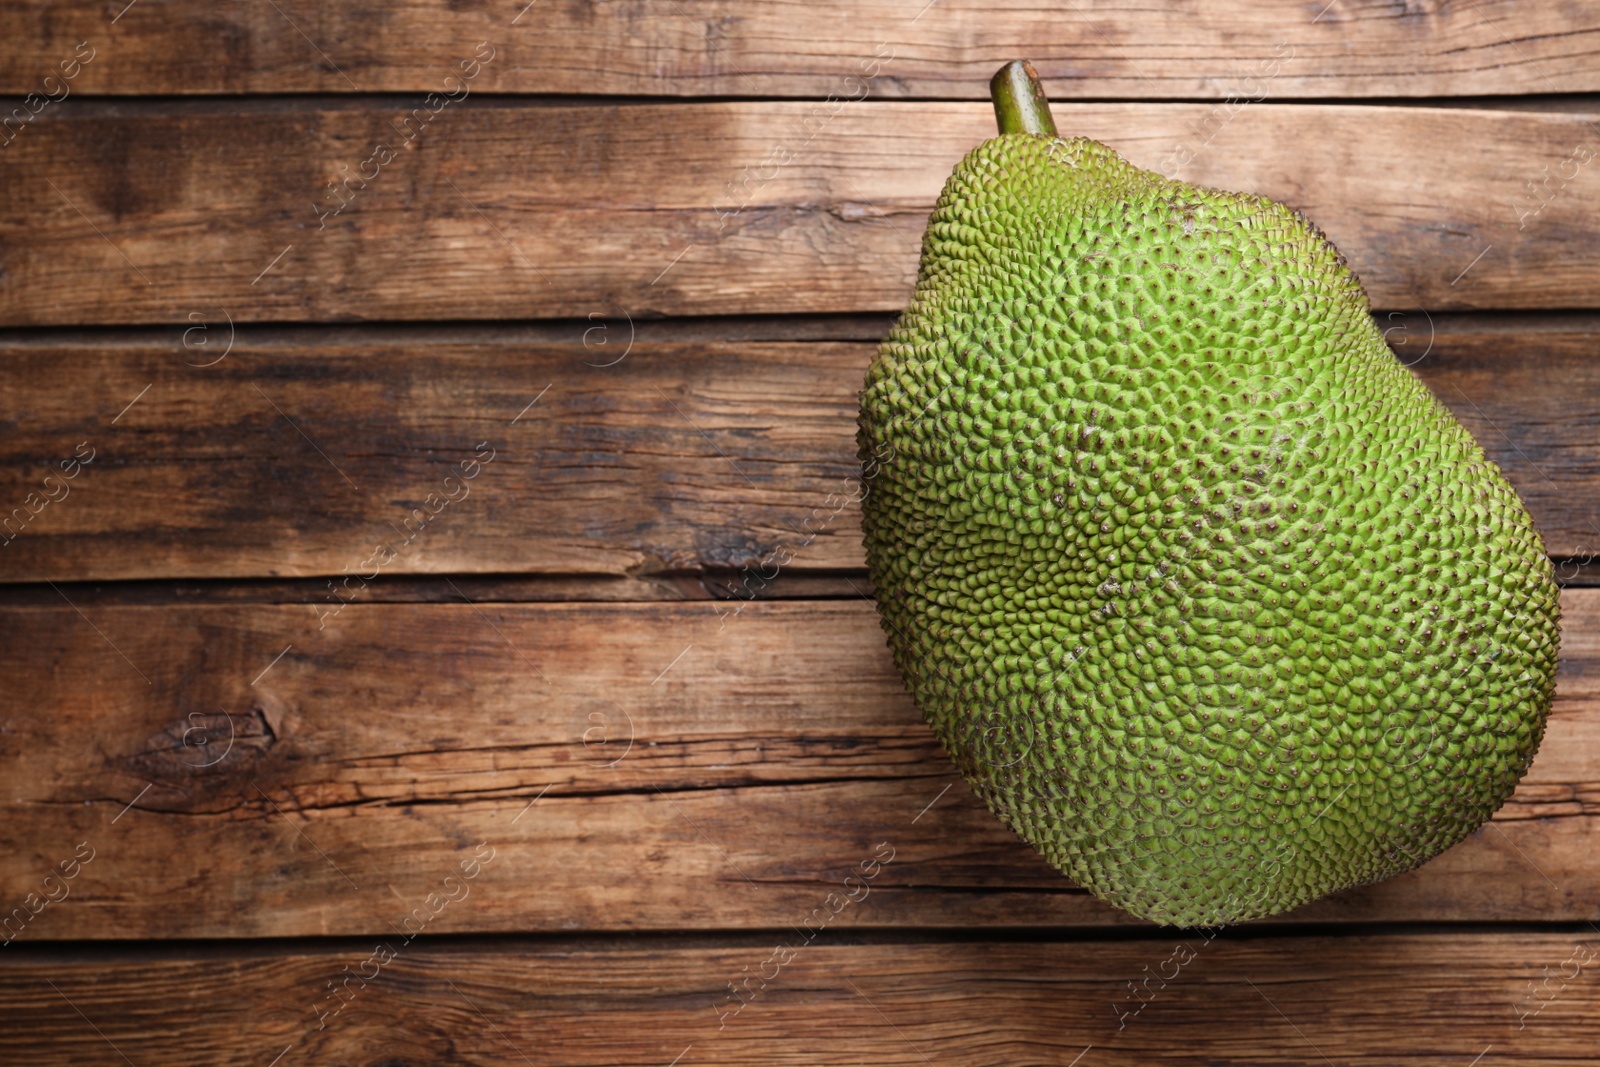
[
  {"left": 0, "top": 320, "right": 1595, "bottom": 584},
  {"left": 0, "top": 339, "right": 870, "bottom": 581},
  {"left": 3, "top": 1, "right": 1599, "bottom": 98},
  {"left": 1, "top": 591, "right": 1596, "bottom": 941},
  {"left": 2, "top": 103, "right": 1597, "bottom": 325},
  {"left": 2, "top": 934, "right": 1597, "bottom": 1064},
  {"left": 0, "top": 572, "right": 868, "bottom": 607}
]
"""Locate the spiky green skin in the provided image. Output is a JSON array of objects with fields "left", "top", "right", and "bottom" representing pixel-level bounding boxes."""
[{"left": 857, "top": 134, "right": 1561, "bottom": 926}]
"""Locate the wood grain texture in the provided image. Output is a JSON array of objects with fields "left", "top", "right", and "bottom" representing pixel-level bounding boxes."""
[
  {"left": 1, "top": 592, "right": 1596, "bottom": 941},
  {"left": 0, "top": 1, "right": 1593, "bottom": 1053},
  {"left": 0, "top": 320, "right": 1595, "bottom": 584},
  {"left": 2, "top": 934, "right": 1597, "bottom": 1065},
  {"left": 2, "top": 103, "right": 1598, "bottom": 325},
  {"left": 3, "top": 0, "right": 1599, "bottom": 98}
]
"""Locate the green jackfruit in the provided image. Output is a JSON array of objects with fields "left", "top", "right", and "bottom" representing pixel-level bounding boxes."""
[{"left": 858, "top": 61, "right": 1561, "bottom": 925}]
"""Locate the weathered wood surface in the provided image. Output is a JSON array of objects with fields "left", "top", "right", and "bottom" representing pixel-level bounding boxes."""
[
  {"left": 4, "top": 1, "right": 1600, "bottom": 98},
  {"left": 0, "top": 319, "right": 1595, "bottom": 584},
  {"left": 2, "top": 104, "right": 1597, "bottom": 325},
  {"left": 1, "top": 591, "right": 1595, "bottom": 941},
  {"left": 2, "top": 934, "right": 1597, "bottom": 1065},
  {"left": 0, "top": 2, "right": 1594, "bottom": 1061}
]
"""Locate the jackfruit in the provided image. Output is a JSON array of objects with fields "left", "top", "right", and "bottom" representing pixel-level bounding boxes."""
[{"left": 857, "top": 60, "right": 1561, "bottom": 925}]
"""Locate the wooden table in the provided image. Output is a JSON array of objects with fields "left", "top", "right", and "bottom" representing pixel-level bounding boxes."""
[{"left": 1, "top": 3, "right": 1597, "bottom": 1063}]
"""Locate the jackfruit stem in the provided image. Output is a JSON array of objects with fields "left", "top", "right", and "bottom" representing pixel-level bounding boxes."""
[{"left": 990, "top": 60, "right": 1058, "bottom": 137}]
